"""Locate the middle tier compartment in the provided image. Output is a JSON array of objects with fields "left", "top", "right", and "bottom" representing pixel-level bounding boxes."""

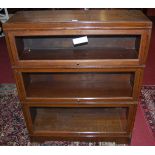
[{"left": 15, "top": 68, "right": 142, "bottom": 102}]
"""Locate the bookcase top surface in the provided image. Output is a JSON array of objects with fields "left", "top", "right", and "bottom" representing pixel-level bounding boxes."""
[{"left": 3, "top": 10, "right": 152, "bottom": 30}]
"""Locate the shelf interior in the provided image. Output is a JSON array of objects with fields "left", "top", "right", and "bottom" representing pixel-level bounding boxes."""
[
  {"left": 22, "top": 72, "right": 134, "bottom": 99},
  {"left": 30, "top": 107, "right": 128, "bottom": 133},
  {"left": 15, "top": 35, "right": 140, "bottom": 60}
]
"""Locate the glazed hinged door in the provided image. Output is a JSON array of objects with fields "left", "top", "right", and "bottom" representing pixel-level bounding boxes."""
[
  {"left": 7, "top": 29, "right": 150, "bottom": 68},
  {"left": 14, "top": 68, "right": 143, "bottom": 103}
]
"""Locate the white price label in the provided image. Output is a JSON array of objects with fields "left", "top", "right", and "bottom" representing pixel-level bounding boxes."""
[{"left": 72, "top": 36, "right": 88, "bottom": 45}]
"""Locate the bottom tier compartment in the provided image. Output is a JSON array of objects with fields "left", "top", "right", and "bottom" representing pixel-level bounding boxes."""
[{"left": 30, "top": 107, "right": 128, "bottom": 134}]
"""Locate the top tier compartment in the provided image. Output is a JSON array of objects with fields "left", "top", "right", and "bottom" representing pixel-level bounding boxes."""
[{"left": 3, "top": 10, "right": 152, "bottom": 68}]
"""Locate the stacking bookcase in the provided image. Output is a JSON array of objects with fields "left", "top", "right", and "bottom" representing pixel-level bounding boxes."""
[{"left": 3, "top": 10, "right": 152, "bottom": 144}]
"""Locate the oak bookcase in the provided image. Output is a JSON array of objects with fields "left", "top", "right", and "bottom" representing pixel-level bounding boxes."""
[{"left": 3, "top": 10, "right": 152, "bottom": 144}]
